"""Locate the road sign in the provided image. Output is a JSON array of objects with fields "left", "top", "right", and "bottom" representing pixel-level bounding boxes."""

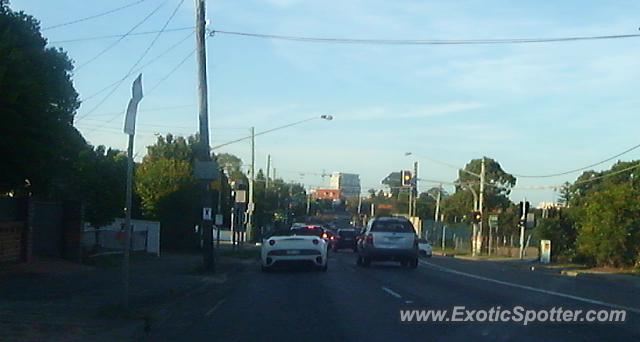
[
  {"left": 234, "top": 190, "right": 247, "bottom": 203},
  {"left": 526, "top": 213, "right": 535, "bottom": 229},
  {"left": 215, "top": 214, "right": 223, "bottom": 225},
  {"left": 203, "top": 207, "right": 212, "bottom": 220},
  {"left": 488, "top": 215, "right": 499, "bottom": 229}
]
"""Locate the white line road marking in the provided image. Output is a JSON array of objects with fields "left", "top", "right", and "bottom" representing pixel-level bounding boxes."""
[
  {"left": 381, "top": 286, "right": 402, "bottom": 299},
  {"left": 405, "top": 300, "right": 413, "bottom": 304},
  {"left": 205, "top": 299, "right": 226, "bottom": 317},
  {"left": 419, "top": 260, "right": 640, "bottom": 314}
]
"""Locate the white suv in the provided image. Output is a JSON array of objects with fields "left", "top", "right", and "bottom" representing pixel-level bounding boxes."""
[{"left": 356, "top": 217, "right": 419, "bottom": 268}]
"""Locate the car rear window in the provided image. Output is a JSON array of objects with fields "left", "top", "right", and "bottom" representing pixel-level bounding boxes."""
[
  {"left": 339, "top": 230, "right": 356, "bottom": 237},
  {"left": 291, "top": 226, "right": 323, "bottom": 237},
  {"left": 371, "top": 221, "right": 415, "bottom": 233}
]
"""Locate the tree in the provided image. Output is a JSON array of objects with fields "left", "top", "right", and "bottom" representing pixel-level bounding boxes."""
[
  {"left": 535, "top": 210, "right": 577, "bottom": 262},
  {"left": 135, "top": 134, "right": 201, "bottom": 250},
  {"left": 1, "top": 1, "right": 82, "bottom": 196},
  {"left": 575, "top": 184, "right": 640, "bottom": 267},
  {"left": 72, "top": 145, "right": 128, "bottom": 227}
]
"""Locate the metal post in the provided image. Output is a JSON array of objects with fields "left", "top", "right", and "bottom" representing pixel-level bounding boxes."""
[
  {"left": 265, "top": 154, "right": 271, "bottom": 190},
  {"left": 413, "top": 161, "right": 418, "bottom": 217},
  {"left": 195, "top": 0, "right": 214, "bottom": 271},
  {"left": 441, "top": 225, "right": 446, "bottom": 252},
  {"left": 121, "top": 133, "right": 134, "bottom": 309},
  {"left": 519, "top": 197, "right": 526, "bottom": 259},
  {"left": 306, "top": 193, "right": 311, "bottom": 216},
  {"left": 478, "top": 157, "right": 485, "bottom": 255},
  {"left": 434, "top": 184, "right": 441, "bottom": 222},
  {"left": 246, "top": 127, "right": 255, "bottom": 241}
]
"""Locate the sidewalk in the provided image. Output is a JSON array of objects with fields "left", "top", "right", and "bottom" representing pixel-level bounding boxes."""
[{"left": 0, "top": 249, "right": 252, "bottom": 341}]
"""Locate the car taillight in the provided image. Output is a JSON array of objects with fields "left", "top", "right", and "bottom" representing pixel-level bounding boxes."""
[
  {"left": 312, "top": 239, "right": 319, "bottom": 245},
  {"left": 269, "top": 239, "right": 276, "bottom": 246},
  {"left": 322, "top": 233, "right": 328, "bottom": 239},
  {"left": 365, "top": 234, "right": 374, "bottom": 245}
]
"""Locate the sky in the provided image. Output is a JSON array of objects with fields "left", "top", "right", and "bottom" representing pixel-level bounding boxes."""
[{"left": 11, "top": 0, "right": 640, "bottom": 205}]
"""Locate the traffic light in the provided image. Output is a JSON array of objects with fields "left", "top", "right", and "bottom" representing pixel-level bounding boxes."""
[
  {"left": 470, "top": 211, "right": 482, "bottom": 223},
  {"left": 401, "top": 170, "right": 413, "bottom": 187},
  {"left": 518, "top": 201, "right": 530, "bottom": 227}
]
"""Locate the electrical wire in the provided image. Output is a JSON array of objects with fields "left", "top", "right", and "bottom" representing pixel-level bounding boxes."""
[
  {"left": 211, "top": 29, "right": 640, "bottom": 46},
  {"left": 49, "top": 27, "right": 194, "bottom": 44},
  {"left": 77, "top": 0, "right": 185, "bottom": 128},
  {"left": 42, "top": 0, "right": 148, "bottom": 31},
  {"left": 512, "top": 142, "right": 640, "bottom": 178},
  {"left": 77, "top": 30, "right": 194, "bottom": 106},
  {"left": 147, "top": 48, "right": 196, "bottom": 95},
  {"left": 74, "top": 1, "right": 166, "bottom": 72}
]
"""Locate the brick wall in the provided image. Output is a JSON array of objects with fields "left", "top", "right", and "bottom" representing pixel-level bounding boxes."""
[{"left": 0, "top": 222, "right": 24, "bottom": 263}]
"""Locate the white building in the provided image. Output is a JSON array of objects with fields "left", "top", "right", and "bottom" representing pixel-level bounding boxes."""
[{"left": 329, "top": 172, "right": 361, "bottom": 198}]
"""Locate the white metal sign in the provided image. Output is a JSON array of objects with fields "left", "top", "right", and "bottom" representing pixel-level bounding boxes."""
[{"left": 203, "top": 207, "right": 212, "bottom": 220}]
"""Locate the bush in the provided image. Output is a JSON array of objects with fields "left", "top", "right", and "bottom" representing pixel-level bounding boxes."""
[
  {"left": 535, "top": 211, "right": 577, "bottom": 261},
  {"left": 575, "top": 184, "right": 640, "bottom": 267}
]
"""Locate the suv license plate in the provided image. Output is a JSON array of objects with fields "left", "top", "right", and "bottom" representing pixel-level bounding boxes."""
[{"left": 286, "top": 250, "right": 300, "bottom": 255}]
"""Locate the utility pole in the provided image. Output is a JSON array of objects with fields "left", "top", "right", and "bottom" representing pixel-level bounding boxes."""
[
  {"left": 306, "top": 193, "right": 311, "bottom": 216},
  {"left": 265, "top": 154, "right": 271, "bottom": 190},
  {"left": 434, "top": 184, "right": 441, "bottom": 222},
  {"left": 246, "top": 127, "right": 255, "bottom": 241},
  {"left": 477, "top": 157, "right": 486, "bottom": 255},
  {"left": 195, "top": 0, "right": 214, "bottom": 271},
  {"left": 413, "top": 161, "right": 418, "bottom": 217}
]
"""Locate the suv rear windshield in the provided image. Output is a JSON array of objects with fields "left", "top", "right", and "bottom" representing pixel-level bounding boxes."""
[
  {"left": 371, "top": 221, "right": 415, "bottom": 233},
  {"left": 338, "top": 230, "right": 356, "bottom": 237}
]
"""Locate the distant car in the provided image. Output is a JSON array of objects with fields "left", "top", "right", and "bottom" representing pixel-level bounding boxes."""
[
  {"left": 261, "top": 228, "right": 328, "bottom": 272},
  {"left": 331, "top": 229, "right": 358, "bottom": 251},
  {"left": 418, "top": 239, "right": 432, "bottom": 258},
  {"left": 356, "top": 216, "right": 419, "bottom": 269}
]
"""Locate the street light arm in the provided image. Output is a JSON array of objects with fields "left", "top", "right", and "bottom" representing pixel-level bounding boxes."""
[{"left": 211, "top": 115, "right": 331, "bottom": 150}]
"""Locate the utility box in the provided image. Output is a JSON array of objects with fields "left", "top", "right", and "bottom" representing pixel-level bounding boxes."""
[{"left": 540, "top": 239, "right": 551, "bottom": 264}]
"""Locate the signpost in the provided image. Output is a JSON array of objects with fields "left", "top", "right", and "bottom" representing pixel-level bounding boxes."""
[{"left": 488, "top": 214, "right": 498, "bottom": 256}]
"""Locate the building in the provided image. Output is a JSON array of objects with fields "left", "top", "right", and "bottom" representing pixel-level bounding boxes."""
[
  {"left": 329, "top": 172, "right": 361, "bottom": 198},
  {"left": 311, "top": 188, "right": 342, "bottom": 201}
]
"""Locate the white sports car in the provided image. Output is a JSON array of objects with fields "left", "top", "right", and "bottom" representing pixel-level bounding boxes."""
[{"left": 261, "top": 226, "right": 329, "bottom": 272}]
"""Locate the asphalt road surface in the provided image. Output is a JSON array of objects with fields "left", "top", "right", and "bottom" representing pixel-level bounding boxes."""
[{"left": 145, "top": 251, "right": 640, "bottom": 342}]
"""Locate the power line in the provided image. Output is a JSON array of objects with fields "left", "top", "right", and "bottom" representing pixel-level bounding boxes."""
[
  {"left": 43, "top": 0, "right": 148, "bottom": 31},
  {"left": 49, "top": 27, "right": 194, "bottom": 44},
  {"left": 512, "top": 142, "right": 640, "bottom": 178},
  {"left": 78, "top": 30, "right": 194, "bottom": 106},
  {"left": 75, "top": 1, "right": 166, "bottom": 72},
  {"left": 211, "top": 29, "right": 640, "bottom": 45},
  {"left": 77, "top": 0, "right": 185, "bottom": 127},
  {"left": 147, "top": 48, "right": 196, "bottom": 95}
]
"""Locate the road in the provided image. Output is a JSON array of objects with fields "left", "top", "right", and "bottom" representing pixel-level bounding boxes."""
[{"left": 145, "top": 251, "right": 640, "bottom": 342}]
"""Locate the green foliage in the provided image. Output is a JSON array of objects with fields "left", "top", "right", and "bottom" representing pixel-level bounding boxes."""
[
  {"left": 575, "top": 184, "right": 640, "bottom": 267},
  {"left": 73, "top": 145, "right": 128, "bottom": 227},
  {"left": 535, "top": 210, "right": 577, "bottom": 261},
  {"left": 136, "top": 158, "right": 195, "bottom": 216},
  {"left": 0, "top": 1, "right": 81, "bottom": 195}
]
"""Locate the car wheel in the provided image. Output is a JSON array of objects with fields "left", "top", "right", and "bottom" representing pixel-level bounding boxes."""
[
  {"left": 409, "top": 258, "right": 418, "bottom": 269},
  {"left": 362, "top": 257, "right": 371, "bottom": 268}
]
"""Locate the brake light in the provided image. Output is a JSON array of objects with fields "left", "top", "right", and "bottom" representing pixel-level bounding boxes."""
[
  {"left": 312, "top": 239, "right": 319, "bottom": 245},
  {"left": 322, "top": 233, "right": 328, "bottom": 239},
  {"left": 365, "top": 234, "right": 374, "bottom": 245},
  {"left": 269, "top": 239, "right": 276, "bottom": 246}
]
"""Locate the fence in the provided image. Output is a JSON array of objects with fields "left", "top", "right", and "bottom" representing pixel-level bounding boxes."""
[{"left": 82, "top": 218, "right": 161, "bottom": 256}]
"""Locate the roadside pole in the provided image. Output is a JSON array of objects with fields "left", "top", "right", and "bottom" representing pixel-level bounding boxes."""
[
  {"left": 121, "top": 74, "right": 143, "bottom": 310},
  {"left": 413, "top": 161, "right": 418, "bottom": 217},
  {"left": 306, "top": 193, "right": 311, "bottom": 216},
  {"left": 246, "top": 127, "right": 255, "bottom": 241},
  {"left": 434, "top": 184, "right": 441, "bottom": 222},
  {"left": 265, "top": 154, "right": 271, "bottom": 190},
  {"left": 477, "top": 157, "right": 486, "bottom": 255},
  {"left": 519, "top": 197, "right": 527, "bottom": 259},
  {"left": 195, "top": 0, "right": 215, "bottom": 271}
]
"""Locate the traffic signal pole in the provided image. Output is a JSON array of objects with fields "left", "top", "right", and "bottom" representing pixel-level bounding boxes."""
[{"left": 519, "top": 198, "right": 527, "bottom": 259}]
